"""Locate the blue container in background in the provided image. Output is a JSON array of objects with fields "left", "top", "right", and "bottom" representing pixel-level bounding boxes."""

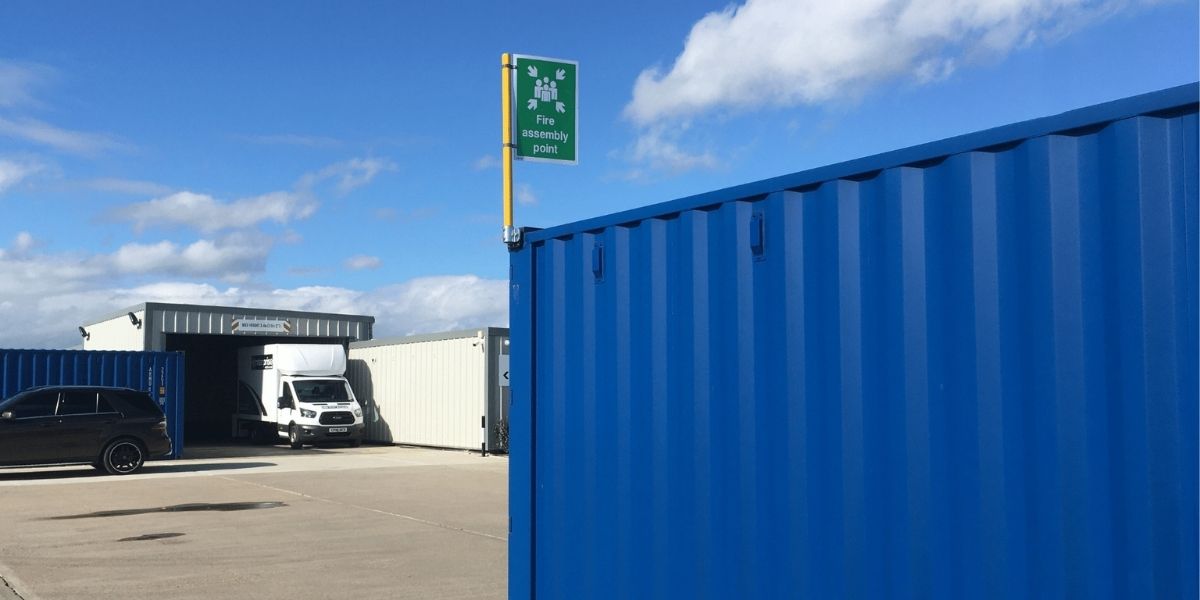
[
  {"left": 509, "top": 84, "right": 1198, "bottom": 599},
  {"left": 0, "top": 349, "right": 186, "bottom": 459}
]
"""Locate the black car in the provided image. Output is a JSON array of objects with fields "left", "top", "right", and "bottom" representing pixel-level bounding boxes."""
[{"left": 0, "top": 386, "right": 172, "bottom": 475}]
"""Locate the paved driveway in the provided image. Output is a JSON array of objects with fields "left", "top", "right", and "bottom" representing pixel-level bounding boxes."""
[{"left": 0, "top": 445, "right": 507, "bottom": 600}]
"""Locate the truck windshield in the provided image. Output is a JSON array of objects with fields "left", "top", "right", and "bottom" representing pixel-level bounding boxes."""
[{"left": 292, "top": 380, "right": 351, "bottom": 403}]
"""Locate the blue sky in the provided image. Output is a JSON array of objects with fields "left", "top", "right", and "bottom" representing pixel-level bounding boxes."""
[{"left": 0, "top": 0, "right": 1196, "bottom": 348}]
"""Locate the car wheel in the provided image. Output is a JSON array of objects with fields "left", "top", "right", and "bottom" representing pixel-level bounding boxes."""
[
  {"left": 288, "top": 424, "right": 303, "bottom": 449},
  {"left": 101, "top": 439, "right": 145, "bottom": 475},
  {"left": 349, "top": 439, "right": 361, "bottom": 448}
]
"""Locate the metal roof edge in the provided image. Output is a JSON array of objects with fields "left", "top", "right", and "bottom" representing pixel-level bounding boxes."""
[
  {"left": 526, "top": 82, "right": 1199, "bottom": 243},
  {"left": 83, "top": 303, "right": 150, "bottom": 327},
  {"left": 350, "top": 326, "right": 509, "bottom": 349},
  {"left": 85, "top": 302, "right": 376, "bottom": 327}
]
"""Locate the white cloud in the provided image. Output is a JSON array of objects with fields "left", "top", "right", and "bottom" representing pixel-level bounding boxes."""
[
  {"left": 0, "top": 60, "right": 125, "bottom": 157},
  {"left": 287, "top": 265, "right": 329, "bottom": 276},
  {"left": 235, "top": 133, "right": 342, "bottom": 148},
  {"left": 111, "top": 190, "right": 318, "bottom": 234},
  {"left": 106, "top": 235, "right": 270, "bottom": 282},
  {"left": 0, "top": 272, "right": 509, "bottom": 349},
  {"left": 298, "top": 157, "right": 397, "bottom": 195},
  {"left": 516, "top": 183, "right": 539, "bottom": 206},
  {"left": 0, "top": 115, "right": 128, "bottom": 156},
  {"left": 0, "top": 236, "right": 104, "bottom": 299},
  {"left": 0, "top": 231, "right": 268, "bottom": 295},
  {"left": 0, "top": 158, "right": 44, "bottom": 193},
  {"left": 105, "top": 156, "right": 394, "bottom": 234},
  {"left": 111, "top": 240, "right": 178, "bottom": 273},
  {"left": 344, "top": 255, "right": 382, "bottom": 271},
  {"left": 0, "top": 230, "right": 508, "bottom": 348},
  {"left": 360, "top": 275, "right": 509, "bottom": 337},
  {"left": 279, "top": 229, "right": 304, "bottom": 245},
  {"left": 83, "top": 177, "right": 172, "bottom": 196},
  {"left": 375, "top": 206, "right": 441, "bottom": 223},
  {"left": 0, "top": 231, "right": 276, "bottom": 347},
  {"left": 473, "top": 154, "right": 500, "bottom": 170},
  {"left": 627, "top": 126, "right": 718, "bottom": 175},
  {"left": 0, "top": 60, "right": 54, "bottom": 109},
  {"left": 623, "top": 0, "right": 1144, "bottom": 171},
  {"left": 11, "top": 232, "right": 35, "bottom": 255}
]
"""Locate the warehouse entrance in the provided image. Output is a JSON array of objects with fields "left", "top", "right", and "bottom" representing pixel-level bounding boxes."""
[{"left": 165, "top": 334, "right": 350, "bottom": 447}]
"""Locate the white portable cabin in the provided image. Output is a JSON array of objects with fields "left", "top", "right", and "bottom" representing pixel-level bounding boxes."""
[{"left": 346, "top": 328, "right": 509, "bottom": 452}]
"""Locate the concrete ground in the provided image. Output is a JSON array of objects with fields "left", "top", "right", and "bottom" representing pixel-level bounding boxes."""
[{"left": 0, "top": 444, "right": 507, "bottom": 600}]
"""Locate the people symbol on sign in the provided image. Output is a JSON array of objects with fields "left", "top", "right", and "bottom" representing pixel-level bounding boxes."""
[
  {"left": 534, "top": 78, "right": 557, "bottom": 102},
  {"left": 525, "top": 65, "right": 567, "bottom": 111}
]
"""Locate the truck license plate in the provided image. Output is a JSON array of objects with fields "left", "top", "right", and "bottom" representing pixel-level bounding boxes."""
[{"left": 329, "top": 427, "right": 348, "bottom": 433}]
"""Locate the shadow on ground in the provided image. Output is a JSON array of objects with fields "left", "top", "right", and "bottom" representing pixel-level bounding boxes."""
[
  {"left": 179, "top": 441, "right": 372, "bottom": 460},
  {"left": 0, "top": 461, "right": 276, "bottom": 482}
]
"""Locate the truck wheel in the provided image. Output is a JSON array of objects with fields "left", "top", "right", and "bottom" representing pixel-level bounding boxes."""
[
  {"left": 100, "top": 439, "right": 146, "bottom": 475},
  {"left": 349, "top": 439, "right": 361, "bottom": 448},
  {"left": 288, "top": 424, "right": 303, "bottom": 450}
]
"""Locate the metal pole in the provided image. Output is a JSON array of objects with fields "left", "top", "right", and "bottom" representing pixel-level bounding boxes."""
[{"left": 501, "top": 53, "right": 519, "bottom": 246}]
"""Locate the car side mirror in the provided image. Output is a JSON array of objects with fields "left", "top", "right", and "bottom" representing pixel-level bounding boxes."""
[
  {"left": 0, "top": 411, "right": 12, "bottom": 421},
  {"left": 277, "top": 398, "right": 287, "bottom": 409}
]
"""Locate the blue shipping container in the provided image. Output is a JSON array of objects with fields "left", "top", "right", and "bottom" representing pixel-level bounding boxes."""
[
  {"left": 0, "top": 349, "right": 186, "bottom": 459},
  {"left": 509, "top": 84, "right": 1198, "bottom": 599}
]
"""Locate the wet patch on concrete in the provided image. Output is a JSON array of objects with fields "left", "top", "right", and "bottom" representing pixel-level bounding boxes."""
[
  {"left": 118, "top": 532, "right": 186, "bottom": 542},
  {"left": 47, "top": 502, "right": 286, "bottom": 520}
]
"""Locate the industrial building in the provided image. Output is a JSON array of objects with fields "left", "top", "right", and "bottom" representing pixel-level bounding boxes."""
[
  {"left": 83, "top": 302, "right": 374, "bottom": 449},
  {"left": 79, "top": 302, "right": 509, "bottom": 456}
]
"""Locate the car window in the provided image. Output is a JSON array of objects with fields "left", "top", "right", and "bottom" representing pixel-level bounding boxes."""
[
  {"left": 97, "top": 394, "right": 116, "bottom": 414},
  {"left": 109, "top": 390, "right": 161, "bottom": 416},
  {"left": 8, "top": 391, "right": 59, "bottom": 418},
  {"left": 282, "top": 383, "right": 295, "bottom": 408},
  {"left": 57, "top": 391, "right": 98, "bottom": 415}
]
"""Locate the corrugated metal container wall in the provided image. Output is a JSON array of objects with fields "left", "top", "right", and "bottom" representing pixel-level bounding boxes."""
[
  {"left": 509, "top": 85, "right": 1198, "bottom": 599},
  {"left": 347, "top": 329, "right": 508, "bottom": 451},
  {"left": 0, "top": 350, "right": 185, "bottom": 458}
]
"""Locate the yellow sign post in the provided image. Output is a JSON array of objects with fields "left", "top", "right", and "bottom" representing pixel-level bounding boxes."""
[{"left": 501, "top": 53, "right": 518, "bottom": 246}]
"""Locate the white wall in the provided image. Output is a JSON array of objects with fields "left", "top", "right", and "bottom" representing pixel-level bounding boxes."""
[
  {"left": 348, "top": 333, "right": 493, "bottom": 451},
  {"left": 83, "top": 310, "right": 145, "bottom": 351}
]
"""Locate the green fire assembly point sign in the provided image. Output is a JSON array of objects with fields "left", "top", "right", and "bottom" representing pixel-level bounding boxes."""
[{"left": 513, "top": 55, "right": 577, "bottom": 164}]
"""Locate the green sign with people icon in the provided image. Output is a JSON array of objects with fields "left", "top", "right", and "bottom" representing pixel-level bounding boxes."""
[{"left": 513, "top": 55, "right": 577, "bottom": 164}]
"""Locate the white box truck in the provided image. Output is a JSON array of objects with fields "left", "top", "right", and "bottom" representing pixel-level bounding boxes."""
[{"left": 235, "top": 344, "right": 364, "bottom": 448}]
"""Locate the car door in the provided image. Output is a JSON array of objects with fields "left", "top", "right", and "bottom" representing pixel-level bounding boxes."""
[
  {"left": 0, "top": 391, "right": 63, "bottom": 465},
  {"left": 54, "top": 390, "right": 111, "bottom": 461}
]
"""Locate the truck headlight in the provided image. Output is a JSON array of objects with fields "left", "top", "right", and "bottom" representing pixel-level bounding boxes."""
[
  {"left": 354, "top": 408, "right": 362, "bottom": 417},
  {"left": 300, "top": 408, "right": 317, "bottom": 418}
]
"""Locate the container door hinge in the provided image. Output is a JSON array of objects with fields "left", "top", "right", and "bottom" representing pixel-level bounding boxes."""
[
  {"left": 750, "top": 211, "right": 766, "bottom": 259},
  {"left": 592, "top": 242, "right": 605, "bottom": 281}
]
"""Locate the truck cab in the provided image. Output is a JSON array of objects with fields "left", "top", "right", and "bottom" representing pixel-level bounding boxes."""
[{"left": 276, "top": 375, "right": 363, "bottom": 448}]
